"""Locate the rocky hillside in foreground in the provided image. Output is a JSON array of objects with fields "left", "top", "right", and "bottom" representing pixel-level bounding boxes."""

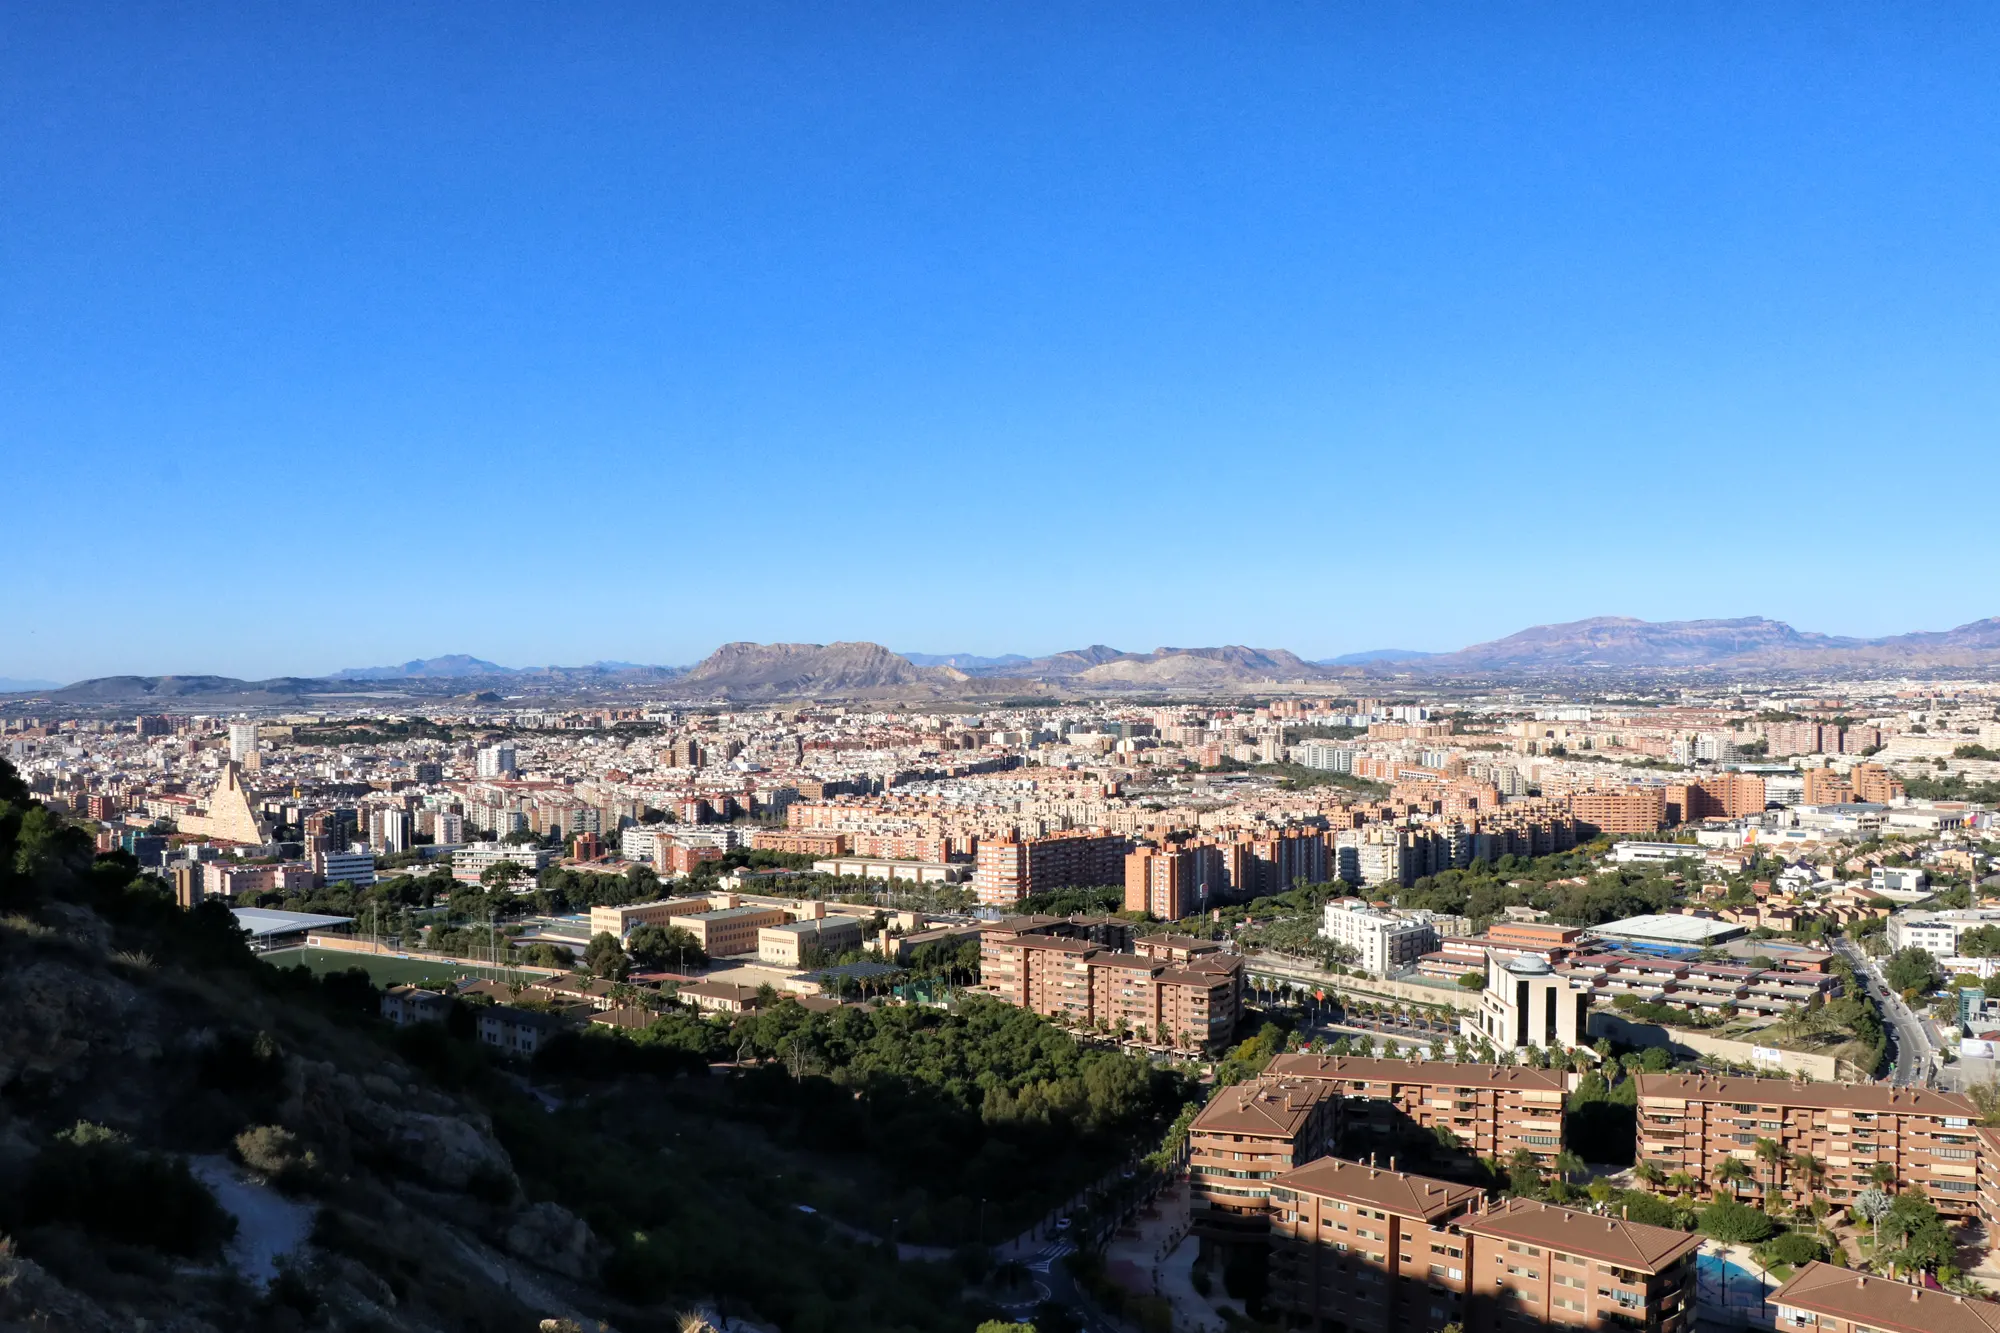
[{"left": 0, "top": 764, "right": 616, "bottom": 1333}]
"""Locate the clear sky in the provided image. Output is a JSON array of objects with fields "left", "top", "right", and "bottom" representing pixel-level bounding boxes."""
[{"left": 5, "top": 4, "right": 1999, "bottom": 682}]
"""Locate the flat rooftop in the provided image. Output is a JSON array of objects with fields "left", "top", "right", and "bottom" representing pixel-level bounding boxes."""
[
  {"left": 231, "top": 908, "right": 353, "bottom": 940},
  {"left": 1590, "top": 913, "right": 1745, "bottom": 945}
]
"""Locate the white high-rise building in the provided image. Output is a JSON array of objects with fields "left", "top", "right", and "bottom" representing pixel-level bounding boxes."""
[
  {"left": 475, "top": 743, "right": 517, "bottom": 778},
  {"left": 1320, "top": 901, "right": 1437, "bottom": 976},
  {"left": 369, "top": 808, "right": 409, "bottom": 855},
  {"left": 227, "top": 722, "right": 259, "bottom": 763}
]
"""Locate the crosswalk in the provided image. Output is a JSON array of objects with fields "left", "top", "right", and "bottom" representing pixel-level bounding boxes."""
[{"left": 1025, "top": 1239, "right": 1074, "bottom": 1272}]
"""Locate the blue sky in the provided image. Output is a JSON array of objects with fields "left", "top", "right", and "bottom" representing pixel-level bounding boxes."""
[{"left": 5, "top": 4, "right": 1998, "bottom": 682}]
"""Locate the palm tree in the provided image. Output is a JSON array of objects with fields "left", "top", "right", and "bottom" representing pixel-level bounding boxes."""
[
  {"left": 1553, "top": 1150, "right": 1587, "bottom": 1189},
  {"left": 1632, "top": 1160, "right": 1666, "bottom": 1191},
  {"left": 1868, "top": 1161, "right": 1896, "bottom": 1189},
  {"left": 1754, "top": 1138, "right": 1784, "bottom": 1203},
  {"left": 1715, "top": 1156, "right": 1752, "bottom": 1199},
  {"left": 1666, "top": 1171, "right": 1698, "bottom": 1198},
  {"left": 1792, "top": 1152, "right": 1825, "bottom": 1200}
]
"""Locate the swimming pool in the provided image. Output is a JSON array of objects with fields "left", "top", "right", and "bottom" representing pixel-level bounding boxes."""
[{"left": 1696, "top": 1252, "right": 1772, "bottom": 1312}]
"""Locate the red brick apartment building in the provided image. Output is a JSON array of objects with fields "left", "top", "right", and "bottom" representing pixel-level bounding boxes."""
[
  {"left": 975, "top": 917, "right": 1243, "bottom": 1049},
  {"left": 1267, "top": 1158, "right": 1484, "bottom": 1333},
  {"left": 1570, "top": 774, "right": 1770, "bottom": 834},
  {"left": 1569, "top": 788, "right": 1668, "bottom": 835},
  {"left": 1263, "top": 1056, "right": 1571, "bottom": 1163},
  {"left": 1771, "top": 1262, "right": 2000, "bottom": 1333},
  {"left": 1267, "top": 1165, "right": 1698, "bottom": 1333},
  {"left": 1125, "top": 826, "right": 1331, "bottom": 920},
  {"left": 974, "top": 830, "right": 1130, "bottom": 906},
  {"left": 1125, "top": 838, "right": 1230, "bottom": 920},
  {"left": 1633, "top": 1074, "right": 1984, "bottom": 1218},
  {"left": 1188, "top": 1077, "right": 1341, "bottom": 1243}
]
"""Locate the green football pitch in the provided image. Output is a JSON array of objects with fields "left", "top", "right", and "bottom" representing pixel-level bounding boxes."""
[{"left": 260, "top": 947, "right": 518, "bottom": 988}]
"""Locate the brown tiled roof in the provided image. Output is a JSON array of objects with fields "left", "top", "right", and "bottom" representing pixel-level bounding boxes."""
[
  {"left": 1633, "top": 1072, "right": 1978, "bottom": 1117},
  {"left": 1087, "top": 954, "right": 1161, "bottom": 972},
  {"left": 1158, "top": 967, "right": 1236, "bottom": 989},
  {"left": 1458, "top": 1198, "right": 1700, "bottom": 1274},
  {"left": 1266, "top": 1054, "right": 1569, "bottom": 1094},
  {"left": 1192, "top": 1079, "right": 1331, "bottom": 1138},
  {"left": 1273, "top": 1156, "right": 1482, "bottom": 1221},
  {"left": 678, "top": 980, "right": 765, "bottom": 1003},
  {"left": 1771, "top": 1262, "right": 2000, "bottom": 1333},
  {"left": 1009, "top": 935, "right": 1097, "bottom": 954}
]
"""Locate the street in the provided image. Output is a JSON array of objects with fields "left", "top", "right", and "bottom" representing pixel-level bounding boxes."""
[{"left": 1833, "top": 937, "right": 1931, "bottom": 1086}]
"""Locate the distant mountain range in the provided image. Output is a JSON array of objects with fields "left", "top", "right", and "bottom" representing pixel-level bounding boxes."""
[
  {"left": 1412, "top": 615, "right": 2000, "bottom": 672},
  {"left": 0, "top": 677, "right": 59, "bottom": 692},
  {"left": 16, "top": 614, "right": 2000, "bottom": 707},
  {"left": 1315, "top": 649, "right": 1438, "bottom": 666},
  {"left": 335, "top": 655, "right": 516, "bottom": 679}
]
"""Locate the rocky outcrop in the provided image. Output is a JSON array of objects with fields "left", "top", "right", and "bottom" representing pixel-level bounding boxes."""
[
  {"left": 504, "top": 1200, "right": 609, "bottom": 1281},
  {"left": 678, "top": 641, "right": 948, "bottom": 698},
  {"left": 280, "top": 1057, "right": 516, "bottom": 1193}
]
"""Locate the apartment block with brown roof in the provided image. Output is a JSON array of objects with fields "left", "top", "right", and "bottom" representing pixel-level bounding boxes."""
[
  {"left": 1771, "top": 1262, "right": 2000, "bottom": 1333},
  {"left": 1189, "top": 1078, "right": 1340, "bottom": 1243},
  {"left": 1456, "top": 1196, "right": 1700, "bottom": 1333},
  {"left": 976, "top": 917, "right": 1243, "bottom": 1048},
  {"left": 1632, "top": 1073, "right": 1984, "bottom": 1217},
  {"left": 1266, "top": 1055, "right": 1571, "bottom": 1163},
  {"left": 1267, "top": 1158, "right": 1484, "bottom": 1333}
]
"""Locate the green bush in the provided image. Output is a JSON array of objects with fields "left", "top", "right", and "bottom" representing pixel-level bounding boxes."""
[
  {"left": 1699, "top": 1195, "right": 1777, "bottom": 1244},
  {"left": 1756, "top": 1231, "right": 1828, "bottom": 1267},
  {"left": 233, "top": 1124, "right": 321, "bottom": 1193},
  {"left": 20, "top": 1122, "right": 236, "bottom": 1257}
]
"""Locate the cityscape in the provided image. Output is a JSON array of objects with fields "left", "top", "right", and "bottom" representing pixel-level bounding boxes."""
[
  {"left": 9, "top": 639, "right": 2000, "bottom": 1333},
  {"left": 7, "top": 7, "right": 2000, "bottom": 1333}
]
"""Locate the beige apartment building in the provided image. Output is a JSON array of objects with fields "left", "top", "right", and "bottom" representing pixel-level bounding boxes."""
[
  {"left": 682, "top": 904, "right": 790, "bottom": 958},
  {"left": 588, "top": 895, "right": 719, "bottom": 938},
  {"left": 757, "top": 914, "right": 864, "bottom": 967},
  {"left": 1264, "top": 1055, "right": 1571, "bottom": 1163},
  {"left": 1189, "top": 1078, "right": 1341, "bottom": 1244},
  {"left": 1633, "top": 1073, "right": 1984, "bottom": 1218}
]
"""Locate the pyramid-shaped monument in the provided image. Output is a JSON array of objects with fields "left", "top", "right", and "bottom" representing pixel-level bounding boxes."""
[{"left": 180, "top": 761, "right": 272, "bottom": 846}]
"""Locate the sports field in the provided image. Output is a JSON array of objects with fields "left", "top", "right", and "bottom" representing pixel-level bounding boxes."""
[{"left": 260, "top": 947, "right": 518, "bottom": 988}]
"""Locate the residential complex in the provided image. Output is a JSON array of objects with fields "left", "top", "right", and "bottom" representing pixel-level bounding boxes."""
[
  {"left": 1262, "top": 1056, "right": 1572, "bottom": 1163},
  {"left": 975, "top": 916, "right": 1245, "bottom": 1049},
  {"left": 1269, "top": 1167, "right": 1699, "bottom": 1333},
  {"left": 1188, "top": 1077, "right": 1341, "bottom": 1242},
  {"left": 1632, "top": 1073, "right": 1985, "bottom": 1217}
]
